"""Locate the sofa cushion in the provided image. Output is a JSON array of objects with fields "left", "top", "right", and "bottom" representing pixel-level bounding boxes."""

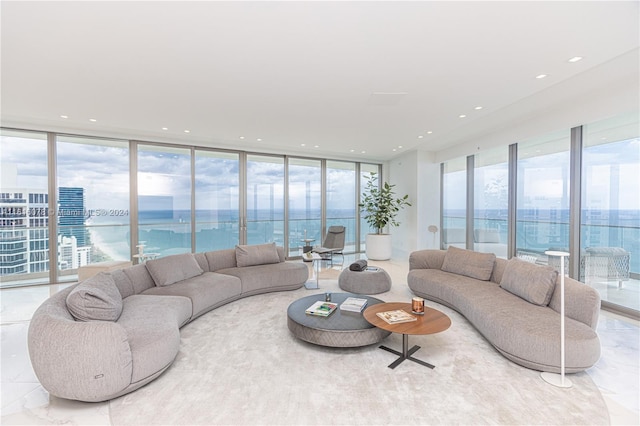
[
  {"left": 142, "top": 272, "right": 242, "bottom": 319},
  {"left": 441, "top": 246, "right": 496, "bottom": 281},
  {"left": 500, "top": 257, "right": 558, "bottom": 306},
  {"left": 235, "top": 242, "right": 281, "bottom": 267},
  {"left": 66, "top": 272, "right": 123, "bottom": 321},
  {"left": 146, "top": 253, "right": 204, "bottom": 287}
]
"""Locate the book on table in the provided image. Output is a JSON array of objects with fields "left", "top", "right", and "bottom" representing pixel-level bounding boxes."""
[
  {"left": 340, "top": 297, "right": 368, "bottom": 312},
  {"left": 376, "top": 309, "right": 417, "bottom": 324},
  {"left": 305, "top": 301, "right": 338, "bottom": 317}
]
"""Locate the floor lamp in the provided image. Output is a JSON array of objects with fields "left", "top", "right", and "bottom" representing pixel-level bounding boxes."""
[
  {"left": 541, "top": 250, "right": 572, "bottom": 388},
  {"left": 428, "top": 225, "right": 438, "bottom": 248}
]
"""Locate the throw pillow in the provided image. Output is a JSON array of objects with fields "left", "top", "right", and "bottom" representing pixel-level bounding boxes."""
[
  {"left": 235, "top": 243, "right": 281, "bottom": 267},
  {"left": 146, "top": 253, "right": 204, "bottom": 287},
  {"left": 441, "top": 246, "right": 496, "bottom": 281},
  {"left": 66, "top": 272, "right": 123, "bottom": 322},
  {"left": 500, "top": 257, "right": 558, "bottom": 306}
]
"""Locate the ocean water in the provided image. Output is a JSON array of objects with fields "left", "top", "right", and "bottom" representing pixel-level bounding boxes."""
[{"left": 80, "top": 208, "right": 640, "bottom": 274}]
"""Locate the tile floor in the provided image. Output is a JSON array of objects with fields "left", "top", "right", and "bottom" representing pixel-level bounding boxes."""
[{"left": 1, "top": 256, "right": 639, "bottom": 425}]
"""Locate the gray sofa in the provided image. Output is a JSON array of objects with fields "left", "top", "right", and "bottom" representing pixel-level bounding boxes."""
[
  {"left": 407, "top": 247, "right": 601, "bottom": 373},
  {"left": 28, "top": 243, "right": 308, "bottom": 402}
]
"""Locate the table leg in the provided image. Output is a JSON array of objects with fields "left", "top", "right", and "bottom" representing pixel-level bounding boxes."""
[
  {"left": 379, "top": 334, "right": 435, "bottom": 369},
  {"left": 304, "top": 258, "right": 320, "bottom": 289}
]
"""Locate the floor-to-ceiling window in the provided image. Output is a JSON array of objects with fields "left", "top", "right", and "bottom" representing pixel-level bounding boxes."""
[
  {"left": 137, "top": 144, "right": 192, "bottom": 258},
  {"left": 359, "top": 164, "right": 380, "bottom": 250},
  {"left": 195, "top": 150, "right": 240, "bottom": 252},
  {"left": 1, "top": 127, "right": 380, "bottom": 286},
  {"left": 516, "top": 130, "right": 571, "bottom": 265},
  {"left": 474, "top": 148, "right": 508, "bottom": 258},
  {"left": 0, "top": 130, "right": 49, "bottom": 286},
  {"left": 246, "top": 155, "right": 285, "bottom": 246},
  {"left": 442, "top": 158, "right": 467, "bottom": 249},
  {"left": 56, "top": 136, "right": 130, "bottom": 280},
  {"left": 327, "top": 160, "right": 356, "bottom": 253},
  {"left": 287, "top": 158, "right": 321, "bottom": 257},
  {"left": 582, "top": 112, "right": 640, "bottom": 312}
]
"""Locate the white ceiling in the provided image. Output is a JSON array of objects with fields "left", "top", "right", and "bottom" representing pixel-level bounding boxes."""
[{"left": 2, "top": 1, "right": 639, "bottom": 162}]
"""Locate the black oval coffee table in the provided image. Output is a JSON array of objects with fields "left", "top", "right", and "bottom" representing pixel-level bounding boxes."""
[{"left": 287, "top": 293, "right": 391, "bottom": 348}]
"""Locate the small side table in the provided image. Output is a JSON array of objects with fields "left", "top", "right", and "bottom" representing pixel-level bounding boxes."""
[
  {"left": 364, "top": 302, "right": 451, "bottom": 369},
  {"left": 303, "top": 252, "right": 322, "bottom": 289},
  {"left": 301, "top": 238, "right": 315, "bottom": 253}
]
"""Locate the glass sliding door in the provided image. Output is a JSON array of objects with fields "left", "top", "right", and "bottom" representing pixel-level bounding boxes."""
[
  {"left": 582, "top": 112, "right": 639, "bottom": 312},
  {"left": 327, "top": 161, "right": 356, "bottom": 253},
  {"left": 246, "top": 155, "right": 284, "bottom": 246},
  {"left": 287, "top": 158, "right": 321, "bottom": 257},
  {"left": 442, "top": 158, "right": 467, "bottom": 250},
  {"left": 195, "top": 150, "right": 240, "bottom": 252},
  {"left": 474, "top": 149, "right": 508, "bottom": 258},
  {"left": 137, "top": 145, "right": 192, "bottom": 259},
  {"left": 57, "top": 136, "right": 130, "bottom": 280},
  {"left": 516, "top": 130, "right": 571, "bottom": 265},
  {"left": 0, "top": 130, "right": 49, "bottom": 287}
]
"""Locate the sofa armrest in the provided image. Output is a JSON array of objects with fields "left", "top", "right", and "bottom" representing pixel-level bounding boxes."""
[
  {"left": 28, "top": 312, "right": 132, "bottom": 402},
  {"left": 409, "top": 249, "right": 447, "bottom": 270}
]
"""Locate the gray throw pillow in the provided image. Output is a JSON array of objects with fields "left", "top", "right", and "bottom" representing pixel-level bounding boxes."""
[
  {"left": 500, "top": 257, "right": 558, "bottom": 306},
  {"left": 66, "top": 272, "right": 123, "bottom": 322},
  {"left": 441, "top": 246, "right": 496, "bottom": 281},
  {"left": 236, "top": 243, "right": 281, "bottom": 267},
  {"left": 146, "top": 253, "right": 204, "bottom": 287}
]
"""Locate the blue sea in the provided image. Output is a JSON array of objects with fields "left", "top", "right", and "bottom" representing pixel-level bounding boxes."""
[{"left": 88, "top": 208, "right": 639, "bottom": 273}]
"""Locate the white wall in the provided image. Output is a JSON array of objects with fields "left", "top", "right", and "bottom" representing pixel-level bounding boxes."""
[{"left": 388, "top": 150, "right": 441, "bottom": 260}]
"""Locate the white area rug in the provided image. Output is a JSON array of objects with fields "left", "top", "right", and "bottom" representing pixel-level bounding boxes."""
[{"left": 109, "top": 279, "right": 609, "bottom": 425}]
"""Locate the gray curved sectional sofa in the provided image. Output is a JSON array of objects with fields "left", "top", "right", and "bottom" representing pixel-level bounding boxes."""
[
  {"left": 28, "top": 243, "right": 308, "bottom": 402},
  {"left": 408, "top": 247, "right": 601, "bottom": 373}
]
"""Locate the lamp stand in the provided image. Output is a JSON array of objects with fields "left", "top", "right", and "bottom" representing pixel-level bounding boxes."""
[{"left": 541, "top": 250, "right": 572, "bottom": 388}]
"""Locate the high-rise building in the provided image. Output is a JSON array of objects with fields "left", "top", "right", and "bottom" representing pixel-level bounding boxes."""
[
  {"left": 0, "top": 185, "right": 92, "bottom": 278},
  {"left": 58, "top": 187, "right": 90, "bottom": 247},
  {"left": 0, "top": 190, "right": 49, "bottom": 276}
]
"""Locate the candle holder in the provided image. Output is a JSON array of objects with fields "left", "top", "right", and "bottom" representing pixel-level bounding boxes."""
[{"left": 411, "top": 297, "right": 425, "bottom": 315}]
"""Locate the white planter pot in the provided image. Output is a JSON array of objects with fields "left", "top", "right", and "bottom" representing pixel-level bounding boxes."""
[{"left": 365, "top": 233, "right": 392, "bottom": 260}]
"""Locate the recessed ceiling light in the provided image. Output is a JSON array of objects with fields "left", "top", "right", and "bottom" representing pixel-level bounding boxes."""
[
  {"left": 300, "top": 143, "right": 306, "bottom": 147},
  {"left": 239, "top": 136, "right": 245, "bottom": 140},
  {"left": 60, "top": 115, "right": 68, "bottom": 119},
  {"left": 459, "top": 114, "right": 466, "bottom": 118},
  {"left": 184, "top": 130, "right": 190, "bottom": 133},
  {"left": 162, "top": 127, "right": 168, "bottom": 131},
  {"left": 474, "top": 106, "right": 483, "bottom": 110},
  {"left": 536, "top": 74, "right": 548, "bottom": 79},
  {"left": 392, "top": 149, "right": 397, "bottom": 152},
  {"left": 398, "top": 146, "right": 403, "bottom": 149},
  {"left": 350, "top": 149, "right": 355, "bottom": 153},
  {"left": 257, "top": 138, "right": 262, "bottom": 142},
  {"left": 418, "top": 135, "right": 423, "bottom": 139},
  {"left": 361, "top": 150, "right": 366, "bottom": 154},
  {"left": 314, "top": 145, "right": 319, "bottom": 148},
  {"left": 427, "top": 131, "right": 433, "bottom": 134},
  {"left": 568, "top": 56, "right": 583, "bottom": 63},
  {"left": 89, "top": 118, "right": 97, "bottom": 122}
]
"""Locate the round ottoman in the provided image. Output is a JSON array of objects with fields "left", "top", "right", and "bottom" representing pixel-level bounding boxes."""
[{"left": 338, "top": 268, "right": 392, "bottom": 294}]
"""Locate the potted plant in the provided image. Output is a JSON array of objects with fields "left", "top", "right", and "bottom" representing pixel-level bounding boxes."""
[{"left": 359, "top": 172, "right": 411, "bottom": 260}]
